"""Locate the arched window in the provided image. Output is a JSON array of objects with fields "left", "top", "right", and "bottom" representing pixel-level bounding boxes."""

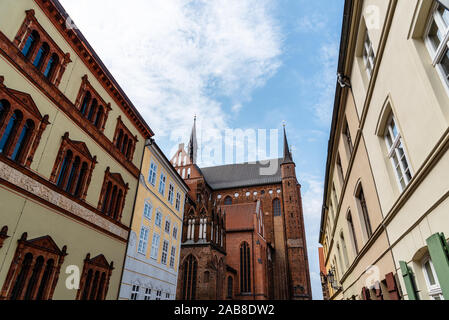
[
  {"left": 121, "top": 135, "right": 128, "bottom": 154},
  {"left": 240, "top": 242, "right": 251, "bottom": 293},
  {"left": 224, "top": 196, "right": 232, "bottom": 205},
  {"left": 9, "top": 252, "right": 33, "bottom": 300},
  {"left": 65, "top": 156, "right": 80, "bottom": 193},
  {"left": 126, "top": 139, "right": 133, "bottom": 158},
  {"left": 98, "top": 168, "right": 128, "bottom": 221},
  {"left": 0, "top": 110, "right": 22, "bottom": 155},
  {"left": 21, "top": 30, "right": 39, "bottom": 59},
  {"left": 87, "top": 99, "right": 97, "bottom": 121},
  {"left": 204, "top": 271, "right": 210, "bottom": 283},
  {"left": 24, "top": 255, "right": 44, "bottom": 300},
  {"left": 35, "top": 259, "right": 54, "bottom": 300},
  {"left": 94, "top": 106, "right": 104, "bottom": 128},
  {"left": 422, "top": 257, "right": 444, "bottom": 300},
  {"left": 227, "top": 276, "right": 233, "bottom": 298},
  {"left": 340, "top": 232, "right": 350, "bottom": 269},
  {"left": 346, "top": 211, "right": 359, "bottom": 255},
  {"left": 43, "top": 54, "right": 58, "bottom": 79},
  {"left": 11, "top": 119, "right": 34, "bottom": 162},
  {"left": 80, "top": 92, "right": 91, "bottom": 115},
  {"left": 182, "top": 255, "right": 198, "bottom": 300},
  {"left": 187, "top": 168, "right": 191, "bottom": 179},
  {"left": 76, "top": 253, "right": 114, "bottom": 301},
  {"left": 343, "top": 117, "right": 353, "bottom": 155},
  {"left": 33, "top": 43, "right": 49, "bottom": 70},
  {"left": 113, "top": 190, "right": 123, "bottom": 220},
  {"left": 56, "top": 150, "right": 73, "bottom": 188},
  {"left": 74, "top": 162, "right": 88, "bottom": 197},
  {"left": 0, "top": 99, "right": 9, "bottom": 124},
  {"left": 355, "top": 184, "right": 373, "bottom": 239},
  {"left": 273, "top": 198, "right": 281, "bottom": 216},
  {"left": 116, "top": 129, "right": 123, "bottom": 149}
]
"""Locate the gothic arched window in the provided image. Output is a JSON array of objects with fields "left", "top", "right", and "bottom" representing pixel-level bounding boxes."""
[
  {"left": 43, "top": 53, "right": 59, "bottom": 80},
  {"left": 21, "top": 30, "right": 39, "bottom": 59},
  {"left": 240, "top": 242, "right": 251, "bottom": 293},
  {"left": 224, "top": 196, "right": 232, "bottom": 205},
  {"left": 33, "top": 42, "right": 49, "bottom": 70},
  {"left": 273, "top": 198, "right": 281, "bottom": 216},
  {"left": 227, "top": 276, "right": 233, "bottom": 298},
  {"left": 182, "top": 255, "right": 198, "bottom": 300}
]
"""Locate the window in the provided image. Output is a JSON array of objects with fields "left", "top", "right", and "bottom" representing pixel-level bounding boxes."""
[
  {"left": 187, "top": 218, "right": 195, "bottom": 240},
  {"left": 336, "top": 153, "right": 344, "bottom": 183},
  {"left": 425, "top": 2, "right": 449, "bottom": 89},
  {"left": 159, "top": 172, "right": 166, "bottom": 195},
  {"left": 422, "top": 257, "right": 444, "bottom": 300},
  {"left": 156, "top": 290, "right": 162, "bottom": 300},
  {"left": 0, "top": 86, "right": 49, "bottom": 167},
  {"left": 21, "top": 30, "right": 39, "bottom": 58},
  {"left": 165, "top": 293, "right": 170, "bottom": 300},
  {"left": 198, "top": 218, "right": 208, "bottom": 240},
  {"left": 240, "top": 242, "right": 251, "bottom": 293},
  {"left": 97, "top": 167, "right": 129, "bottom": 221},
  {"left": 181, "top": 255, "right": 198, "bottom": 300},
  {"left": 1, "top": 234, "right": 66, "bottom": 300},
  {"left": 173, "top": 225, "right": 178, "bottom": 239},
  {"left": 165, "top": 218, "right": 171, "bottom": 234},
  {"left": 356, "top": 185, "right": 373, "bottom": 240},
  {"left": 144, "top": 288, "right": 152, "bottom": 300},
  {"left": 273, "top": 198, "right": 281, "bottom": 216},
  {"left": 161, "top": 240, "right": 169, "bottom": 265},
  {"left": 362, "top": 31, "right": 375, "bottom": 77},
  {"left": 340, "top": 232, "right": 350, "bottom": 269},
  {"left": 148, "top": 161, "right": 157, "bottom": 186},
  {"left": 347, "top": 211, "right": 359, "bottom": 255},
  {"left": 169, "top": 246, "right": 176, "bottom": 268},
  {"left": 175, "top": 192, "right": 182, "bottom": 211},
  {"left": 150, "top": 233, "right": 161, "bottom": 259},
  {"left": 144, "top": 202, "right": 152, "bottom": 220},
  {"left": 130, "top": 285, "right": 139, "bottom": 300},
  {"left": 224, "top": 196, "right": 232, "bottom": 205},
  {"left": 44, "top": 54, "right": 59, "bottom": 80},
  {"left": 168, "top": 184, "right": 175, "bottom": 204},
  {"left": 227, "top": 276, "right": 233, "bottom": 298},
  {"left": 112, "top": 116, "right": 137, "bottom": 161},
  {"left": 138, "top": 227, "right": 149, "bottom": 254},
  {"left": 76, "top": 254, "right": 114, "bottom": 300},
  {"left": 384, "top": 115, "right": 412, "bottom": 191},
  {"left": 33, "top": 43, "right": 49, "bottom": 70},
  {"left": 343, "top": 118, "right": 353, "bottom": 155},
  {"left": 50, "top": 133, "right": 97, "bottom": 200},
  {"left": 155, "top": 210, "right": 162, "bottom": 227}
]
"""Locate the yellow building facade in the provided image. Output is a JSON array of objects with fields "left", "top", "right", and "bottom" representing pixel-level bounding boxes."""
[
  {"left": 0, "top": 0, "right": 153, "bottom": 300},
  {"left": 119, "top": 140, "right": 189, "bottom": 300}
]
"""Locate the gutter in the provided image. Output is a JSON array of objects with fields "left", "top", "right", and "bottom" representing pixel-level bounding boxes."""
[{"left": 318, "top": 0, "right": 354, "bottom": 245}]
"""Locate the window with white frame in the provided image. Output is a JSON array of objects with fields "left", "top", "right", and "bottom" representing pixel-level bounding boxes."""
[
  {"left": 173, "top": 225, "right": 178, "bottom": 239},
  {"left": 150, "top": 233, "right": 161, "bottom": 259},
  {"left": 165, "top": 218, "right": 171, "bottom": 234},
  {"left": 187, "top": 219, "right": 195, "bottom": 240},
  {"left": 384, "top": 115, "right": 412, "bottom": 190},
  {"left": 175, "top": 192, "right": 181, "bottom": 211},
  {"left": 169, "top": 246, "right": 176, "bottom": 268},
  {"left": 422, "top": 257, "right": 444, "bottom": 300},
  {"left": 138, "top": 227, "right": 149, "bottom": 254},
  {"left": 161, "top": 240, "right": 169, "bottom": 265},
  {"left": 131, "top": 285, "right": 140, "bottom": 300},
  {"left": 159, "top": 172, "right": 166, "bottom": 195},
  {"left": 155, "top": 210, "right": 162, "bottom": 227},
  {"left": 165, "top": 293, "right": 170, "bottom": 300},
  {"left": 156, "top": 290, "right": 162, "bottom": 300},
  {"left": 199, "top": 218, "right": 207, "bottom": 240},
  {"left": 143, "top": 202, "right": 152, "bottom": 220},
  {"left": 168, "top": 183, "right": 175, "bottom": 204},
  {"left": 425, "top": 2, "right": 449, "bottom": 89},
  {"left": 363, "top": 30, "right": 375, "bottom": 77},
  {"left": 148, "top": 161, "right": 157, "bottom": 186},
  {"left": 144, "top": 288, "right": 152, "bottom": 300}
]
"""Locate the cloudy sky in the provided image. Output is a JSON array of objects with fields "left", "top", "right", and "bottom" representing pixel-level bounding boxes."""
[{"left": 59, "top": 0, "right": 345, "bottom": 299}]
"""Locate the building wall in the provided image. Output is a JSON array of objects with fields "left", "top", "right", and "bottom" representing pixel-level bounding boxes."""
[
  {"left": 0, "top": 0, "right": 149, "bottom": 300},
  {"left": 119, "top": 143, "right": 187, "bottom": 300}
]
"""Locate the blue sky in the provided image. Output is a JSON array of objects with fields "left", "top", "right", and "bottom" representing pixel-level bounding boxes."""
[{"left": 60, "top": 0, "right": 345, "bottom": 300}]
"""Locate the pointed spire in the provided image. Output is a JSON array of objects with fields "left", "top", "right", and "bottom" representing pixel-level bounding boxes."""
[
  {"left": 188, "top": 115, "right": 198, "bottom": 164},
  {"left": 282, "top": 122, "right": 293, "bottom": 164}
]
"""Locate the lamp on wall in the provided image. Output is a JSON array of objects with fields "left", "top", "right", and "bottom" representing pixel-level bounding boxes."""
[{"left": 327, "top": 267, "right": 342, "bottom": 290}]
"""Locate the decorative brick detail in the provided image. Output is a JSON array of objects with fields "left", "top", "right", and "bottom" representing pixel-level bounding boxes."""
[
  {"left": 14, "top": 9, "right": 71, "bottom": 87},
  {"left": 0, "top": 233, "right": 67, "bottom": 300},
  {"left": 0, "top": 226, "right": 9, "bottom": 249},
  {"left": 76, "top": 253, "right": 114, "bottom": 300},
  {"left": 0, "top": 79, "right": 50, "bottom": 167}
]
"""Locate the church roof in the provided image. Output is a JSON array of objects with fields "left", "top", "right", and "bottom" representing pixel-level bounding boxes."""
[{"left": 200, "top": 158, "right": 283, "bottom": 190}]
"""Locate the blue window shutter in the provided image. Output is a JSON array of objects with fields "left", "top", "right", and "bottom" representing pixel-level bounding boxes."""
[{"left": 426, "top": 233, "right": 449, "bottom": 299}]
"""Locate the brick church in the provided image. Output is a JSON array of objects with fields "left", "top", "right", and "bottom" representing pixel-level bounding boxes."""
[{"left": 171, "top": 119, "right": 312, "bottom": 300}]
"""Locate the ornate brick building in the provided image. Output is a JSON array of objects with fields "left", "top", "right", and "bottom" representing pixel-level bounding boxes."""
[{"left": 172, "top": 119, "right": 312, "bottom": 300}]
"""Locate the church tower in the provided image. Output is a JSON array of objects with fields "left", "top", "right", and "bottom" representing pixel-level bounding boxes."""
[{"left": 280, "top": 126, "right": 312, "bottom": 300}]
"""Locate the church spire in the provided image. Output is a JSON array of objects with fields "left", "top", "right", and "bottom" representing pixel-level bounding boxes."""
[
  {"left": 188, "top": 116, "right": 198, "bottom": 164},
  {"left": 282, "top": 123, "right": 293, "bottom": 164}
]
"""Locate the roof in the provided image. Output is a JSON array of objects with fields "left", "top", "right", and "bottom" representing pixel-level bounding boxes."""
[
  {"left": 200, "top": 159, "right": 283, "bottom": 190},
  {"left": 224, "top": 203, "right": 257, "bottom": 231}
]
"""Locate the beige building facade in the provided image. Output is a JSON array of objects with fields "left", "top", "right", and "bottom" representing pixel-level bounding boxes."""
[
  {"left": 320, "top": 0, "right": 449, "bottom": 300},
  {"left": 0, "top": 0, "right": 152, "bottom": 300}
]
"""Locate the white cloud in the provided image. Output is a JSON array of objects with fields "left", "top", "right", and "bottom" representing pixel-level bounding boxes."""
[
  {"left": 295, "top": 14, "right": 328, "bottom": 33},
  {"left": 59, "top": 0, "right": 282, "bottom": 158},
  {"left": 301, "top": 173, "right": 324, "bottom": 220}
]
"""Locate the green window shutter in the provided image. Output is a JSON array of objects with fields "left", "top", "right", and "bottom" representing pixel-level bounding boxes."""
[
  {"left": 426, "top": 233, "right": 449, "bottom": 299},
  {"left": 399, "top": 261, "right": 419, "bottom": 300}
]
